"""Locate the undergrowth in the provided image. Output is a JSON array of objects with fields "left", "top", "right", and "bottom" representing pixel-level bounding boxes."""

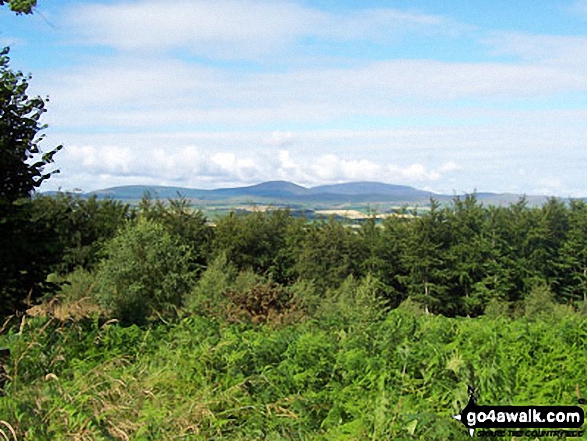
[{"left": 1, "top": 306, "right": 586, "bottom": 440}]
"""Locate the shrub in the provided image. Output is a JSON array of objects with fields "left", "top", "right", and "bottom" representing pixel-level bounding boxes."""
[
  {"left": 523, "top": 282, "right": 555, "bottom": 320},
  {"left": 396, "top": 296, "right": 427, "bottom": 316},
  {"left": 58, "top": 267, "right": 96, "bottom": 302},
  {"left": 484, "top": 298, "right": 511, "bottom": 319},
  {"left": 225, "top": 280, "right": 295, "bottom": 324},
  {"left": 185, "top": 253, "right": 235, "bottom": 315},
  {"left": 318, "top": 274, "right": 388, "bottom": 328},
  {"left": 95, "top": 219, "right": 193, "bottom": 324}
]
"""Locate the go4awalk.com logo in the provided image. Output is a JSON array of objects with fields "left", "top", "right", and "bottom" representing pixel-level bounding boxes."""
[{"left": 453, "top": 389, "right": 585, "bottom": 438}]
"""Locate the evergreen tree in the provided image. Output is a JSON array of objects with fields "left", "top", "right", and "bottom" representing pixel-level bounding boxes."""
[
  {"left": 212, "top": 209, "right": 293, "bottom": 278},
  {"left": 293, "top": 216, "right": 358, "bottom": 290},
  {"left": 375, "top": 209, "right": 413, "bottom": 306},
  {"left": 401, "top": 200, "right": 452, "bottom": 314},
  {"left": 557, "top": 199, "right": 587, "bottom": 303},
  {"left": 444, "top": 194, "right": 493, "bottom": 315}
]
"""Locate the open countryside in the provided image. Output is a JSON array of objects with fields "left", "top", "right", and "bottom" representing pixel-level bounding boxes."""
[{"left": 2, "top": 1, "right": 587, "bottom": 440}]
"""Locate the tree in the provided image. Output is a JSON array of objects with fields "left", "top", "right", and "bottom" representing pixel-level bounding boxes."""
[
  {"left": 29, "top": 193, "right": 134, "bottom": 274},
  {"left": 138, "top": 193, "right": 210, "bottom": 275},
  {"left": 556, "top": 200, "right": 587, "bottom": 303},
  {"left": 0, "top": 0, "right": 36, "bottom": 15},
  {"left": 212, "top": 209, "right": 293, "bottom": 280},
  {"left": 1, "top": 47, "right": 61, "bottom": 202},
  {"left": 293, "top": 216, "right": 358, "bottom": 290},
  {"left": 444, "top": 194, "right": 494, "bottom": 315},
  {"left": 401, "top": 199, "right": 452, "bottom": 314},
  {"left": 0, "top": 47, "right": 62, "bottom": 316},
  {"left": 95, "top": 219, "right": 194, "bottom": 325}
]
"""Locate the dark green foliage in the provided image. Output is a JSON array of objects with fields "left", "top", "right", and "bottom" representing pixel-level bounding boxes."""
[
  {"left": 292, "top": 216, "right": 359, "bottom": 290},
  {"left": 400, "top": 199, "right": 452, "bottom": 313},
  {"left": 0, "top": 194, "right": 130, "bottom": 316},
  {"left": 0, "top": 201, "right": 63, "bottom": 315},
  {"left": 212, "top": 209, "right": 295, "bottom": 281},
  {"left": 0, "top": 48, "right": 62, "bottom": 316},
  {"left": 556, "top": 200, "right": 587, "bottom": 303},
  {"left": 0, "top": 0, "right": 36, "bottom": 14},
  {"left": 203, "top": 196, "right": 587, "bottom": 317},
  {"left": 0, "top": 48, "right": 61, "bottom": 203},
  {"left": 30, "top": 193, "right": 133, "bottom": 273}
]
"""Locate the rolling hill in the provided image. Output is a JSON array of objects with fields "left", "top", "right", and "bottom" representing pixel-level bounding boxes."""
[
  {"left": 83, "top": 180, "right": 437, "bottom": 204},
  {"left": 46, "top": 181, "right": 552, "bottom": 208}
]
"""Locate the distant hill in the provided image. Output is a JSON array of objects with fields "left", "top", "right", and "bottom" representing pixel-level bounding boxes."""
[
  {"left": 309, "top": 182, "right": 434, "bottom": 201},
  {"left": 43, "top": 180, "right": 554, "bottom": 207},
  {"left": 90, "top": 185, "right": 194, "bottom": 200},
  {"left": 311, "top": 181, "right": 423, "bottom": 195},
  {"left": 210, "top": 181, "right": 310, "bottom": 198},
  {"left": 80, "top": 180, "right": 439, "bottom": 204}
]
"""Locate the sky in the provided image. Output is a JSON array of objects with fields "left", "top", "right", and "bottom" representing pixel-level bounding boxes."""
[{"left": 2, "top": 0, "right": 587, "bottom": 196}]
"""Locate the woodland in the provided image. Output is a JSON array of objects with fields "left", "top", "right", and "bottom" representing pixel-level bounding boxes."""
[{"left": 2, "top": 190, "right": 587, "bottom": 440}]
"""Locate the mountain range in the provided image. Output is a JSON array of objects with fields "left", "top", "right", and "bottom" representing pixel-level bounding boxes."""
[{"left": 70, "top": 181, "right": 551, "bottom": 206}]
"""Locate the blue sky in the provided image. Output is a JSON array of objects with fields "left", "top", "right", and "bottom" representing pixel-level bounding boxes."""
[{"left": 2, "top": 0, "right": 587, "bottom": 196}]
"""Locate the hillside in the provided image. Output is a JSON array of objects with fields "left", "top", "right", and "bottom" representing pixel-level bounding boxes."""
[{"left": 70, "top": 180, "right": 552, "bottom": 207}]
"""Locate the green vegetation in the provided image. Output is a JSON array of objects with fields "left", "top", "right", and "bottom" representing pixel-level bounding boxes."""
[
  {"left": 1, "top": 296, "right": 586, "bottom": 440},
  {"left": 2, "top": 7, "right": 587, "bottom": 440},
  {"left": 1, "top": 47, "right": 63, "bottom": 316},
  {"left": 0, "top": 0, "right": 36, "bottom": 15},
  {"left": 0, "top": 192, "right": 586, "bottom": 439},
  {"left": 94, "top": 218, "right": 194, "bottom": 325}
]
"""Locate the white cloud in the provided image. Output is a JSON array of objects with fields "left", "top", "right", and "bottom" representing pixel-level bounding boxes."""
[
  {"left": 41, "top": 125, "right": 587, "bottom": 197},
  {"left": 314, "top": 8, "right": 470, "bottom": 41},
  {"left": 38, "top": 53, "right": 587, "bottom": 135},
  {"left": 210, "top": 152, "right": 261, "bottom": 180},
  {"left": 66, "top": 0, "right": 467, "bottom": 58},
  {"left": 439, "top": 162, "right": 461, "bottom": 172},
  {"left": 51, "top": 141, "right": 461, "bottom": 192},
  {"left": 66, "top": 145, "right": 133, "bottom": 175},
  {"left": 264, "top": 132, "right": 295, "bottom": 148},
  {"left": 569, "top": 1, "right": 587, "bottom": 19},
  {"left": 68, "top": 0, "right": 316, "bottom": 58},
  {"left": 388, "top": 164, "right": 440, "bottom": 182},
  {"left": 483, "top": 32, "right": 587, "bottom": 70},
  {"left": 309, "top": 154, "right": 390, "bottom": 182}
]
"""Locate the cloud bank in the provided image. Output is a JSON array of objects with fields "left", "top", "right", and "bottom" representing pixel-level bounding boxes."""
[{"left": 8, "top": 0, "right": 585, "bottom": 197}]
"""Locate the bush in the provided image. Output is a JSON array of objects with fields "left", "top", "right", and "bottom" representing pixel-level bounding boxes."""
[
  {"left": 317, "top": 274, "right": 388, "bottom": 328},
  {"left": 95, "top": 219, "right": 193, "bottom": 324},
  {"left": 185, "top": 253, "right": 235, "bottom": 315},
  {"left": 58, "top": 267, "right": 96, "bottom": 302},
  {"left": 226, "top": 280, "right": 294, "bottom": 324},
  {"left": 484, "top": 298, "right": 511, "bottom": 319},
  {"left": 523, "top": 282, "right": 555, "bottom": 320},
  {"left": 396, "top": 296, "right": 427, "bottom": 316}
]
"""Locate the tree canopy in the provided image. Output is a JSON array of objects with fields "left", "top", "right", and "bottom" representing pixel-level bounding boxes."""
[
  {"left": 0, "top": 0, "right": 36, "bottom": 14},
  {"left": 1, "top": 47, "right": 62, "bottom": 315},
  {"left": 1, "top": 48, "right": 61, "bottom": 202}
]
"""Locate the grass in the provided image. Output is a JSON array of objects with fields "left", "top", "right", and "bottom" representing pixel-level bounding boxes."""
[{"left": 1, "top": 303, "right": 587, "bottom": 440}]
